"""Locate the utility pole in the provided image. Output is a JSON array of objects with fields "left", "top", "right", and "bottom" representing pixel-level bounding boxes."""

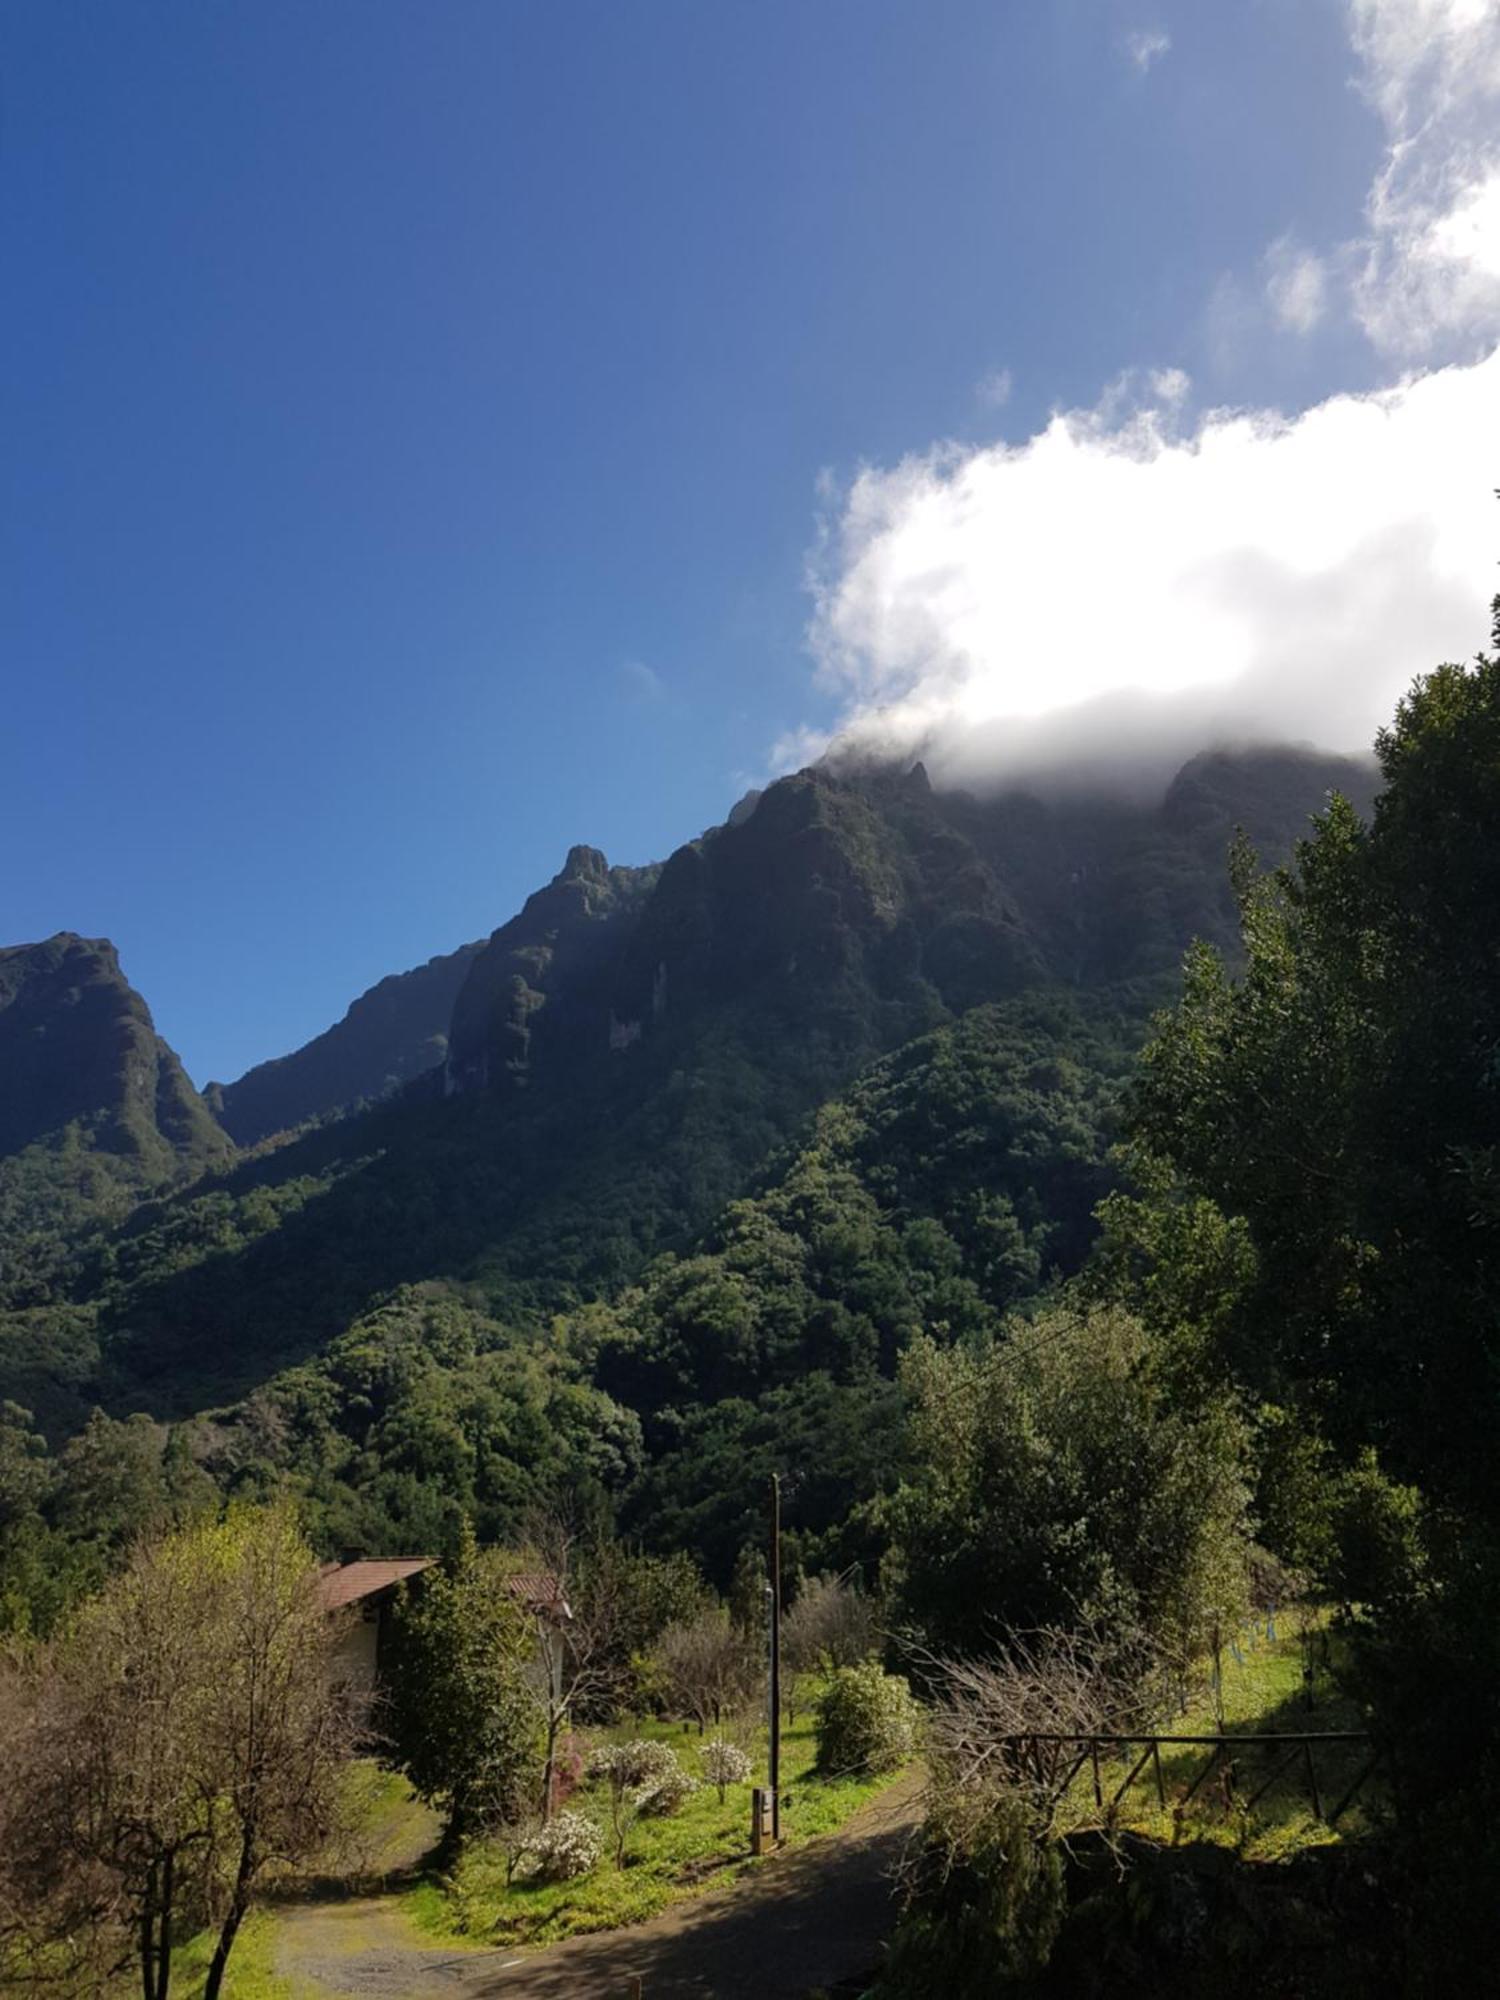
[{"left": 769, "top": 1472, "right": 782, "bottom": 1843}]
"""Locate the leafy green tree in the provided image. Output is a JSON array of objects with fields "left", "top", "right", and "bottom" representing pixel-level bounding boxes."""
[
  {"left": 890, "top": 1306, "right": 1251, "bottom": 1663},
  {"left": 1129, "top": 624, "right": 1500, "bottom": 1511},
  {"left": 0, "top": 1505, "right": 350, "bottom": 2000},
  {"left": 1114, "top": 603, "right": 1500, "bottom": 1981},
  {"left": 384, "top": 1524, "right": 540, "bottom": 1840}
]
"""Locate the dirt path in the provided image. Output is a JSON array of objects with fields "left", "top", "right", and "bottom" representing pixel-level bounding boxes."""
[{"left": 274, "top": 1770, "right": 923, "bottom": 1999}]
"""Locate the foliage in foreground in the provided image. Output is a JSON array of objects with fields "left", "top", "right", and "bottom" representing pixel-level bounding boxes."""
[{"left": 0, "top": 1505, "right": 352, "bottom": 2000}]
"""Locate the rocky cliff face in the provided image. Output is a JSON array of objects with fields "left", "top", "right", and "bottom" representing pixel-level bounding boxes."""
[
  {"left": 208, "top": 938, "right": 486, "bottom": 1146},
  {"left": 444, "top": 848, "right": 659, "bottom": 1091},
  {"left": 441, "top": 747, "right": 1379, "bottom": 1107},
  {"left": 0, "top": 934, "right": 230, "bottom": 1170}
]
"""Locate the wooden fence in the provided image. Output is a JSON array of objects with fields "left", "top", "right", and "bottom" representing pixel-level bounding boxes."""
[{"left": 995, "top": 1730, "right": 1382, "bottom": 1825}]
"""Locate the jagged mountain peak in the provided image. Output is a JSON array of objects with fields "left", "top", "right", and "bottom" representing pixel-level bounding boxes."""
[{"left": 0, "top": 932, "right": 229, "bottom": 1171}]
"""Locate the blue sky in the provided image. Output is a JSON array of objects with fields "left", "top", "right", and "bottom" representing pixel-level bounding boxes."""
[{"left": 4, "top": 0, "right": 1496, "bottom": 1085}]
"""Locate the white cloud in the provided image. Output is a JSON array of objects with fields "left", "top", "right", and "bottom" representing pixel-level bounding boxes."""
[
  {"left": 1149, "top": 366, "right": 1192, "bottom": 405},
  {"left": 619, "top": 658, "right": 664, "bottom": 701},
  {"left": 1346, "top": 0, "right": 1500, "bottom": 355},
  {"left": 1265, "top": 238, "right": 1330, "bottom": 333},
  {"left": 1125, "top": 28, "right": 1172, "bottom": 73},
  {"left": 774, "top": 3, "right": 1500, "bottom": 797},
  {"left": 977, "top": 366, "right": 1013, "bottom": 409},
  {"left": 792, "top": 351, "right": 1499, "bottom": 794}
]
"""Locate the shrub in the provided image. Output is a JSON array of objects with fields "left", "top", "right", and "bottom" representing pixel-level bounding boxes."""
[
  {"left": 881, "top": 1788, "right": 1066, "bottom": 1995},
  {"left": 815, "top": 1663, "right": 918, "bottom": 1776},
  {"left": 636, "top": 1761, "right": 699, "bottom": 1816},
  {"left": 701, "top": 1737, "right": 754, "bottom": 1801},
  {"left": 585, "top": 1738, "right": 690, "bottom": 1797},
  {"left": 519, "top": 1810, "right": 602, "bottom": 1882},
  {"left": 586, "top": 1739, "right": 699, "bottom": 1864}
]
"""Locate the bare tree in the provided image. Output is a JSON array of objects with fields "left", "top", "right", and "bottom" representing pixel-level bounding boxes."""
[
  {"left": 657, "top": 1606, "right": 762, "bottom": 1734},
  {"left": 784, "top": 1573, "right": 878, "bottom": 1677},
  {"left": 0, "top": 1643, "right": 127, "bottom": 1996},
  {"left": 921, "top": 1619, "right": 1163, "bottom": 1839},
  {"left": 516, "top": 1514, "right": 631, "bottom": 1821},
  {"left": 0, "top": 1506, "right": 356, "bottom": 2000}
]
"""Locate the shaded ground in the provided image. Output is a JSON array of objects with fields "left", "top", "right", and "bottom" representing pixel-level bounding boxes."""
[{"left": 275, "top": 1770, "right": 922, "bottom": 1999}]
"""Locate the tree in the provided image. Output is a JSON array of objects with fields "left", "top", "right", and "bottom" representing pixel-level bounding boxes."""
[
  {"left": 195, "top": 1507, "right": 357, "bottom": 1998},
  {"left": 783, "top": 1572, "right": 878, "bottom": 1678},
  {"left": 1112, "top": 602, "right": 1500, "bottom": 1981},
  {"left": 1127, "top": 622, "right": 1500, "bottom": 1511},
  {"left": 516, "top": 1512, "right": 632, "bottom": 1820},
  {"left": 656, "top": 1605, "right": 762, "bottom": 1733},
  {"left": 0, "top": 1505, "right": 353, "bottom": 2000},
  {"left": 584, "top": 1740, "right": 697, "bottom": 1869},
  {"left": 890, "top": 1307, "right": 1251, "bottom": 1664},
  {"left": 384, "top": 1523, "right": 540, "bottom": 1840},
  {"left": 701, "top": 1736, "right": 754, "bottom": 1802}
]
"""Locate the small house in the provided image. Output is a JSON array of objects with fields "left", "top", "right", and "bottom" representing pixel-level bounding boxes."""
[{"left": 317, "top": 1552, "right": 436, "bottom": 1695}]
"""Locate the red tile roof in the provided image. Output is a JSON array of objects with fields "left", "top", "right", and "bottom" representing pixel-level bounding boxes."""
[
  {"left": 505, "top": 1570, "right": 573, "bottom": 1620},
  {"left": 317, "top": 1557, "right": 435, "bottom": 1612}
]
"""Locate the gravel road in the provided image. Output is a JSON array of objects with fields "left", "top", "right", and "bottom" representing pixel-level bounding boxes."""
[{"left": 275, "top": 1770, "right": 923, "bottom": 1999}]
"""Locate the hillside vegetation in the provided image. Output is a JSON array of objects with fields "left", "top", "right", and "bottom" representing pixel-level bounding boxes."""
[{"left": 20, "top": 708, "right": 1495, "bottom": 1994}]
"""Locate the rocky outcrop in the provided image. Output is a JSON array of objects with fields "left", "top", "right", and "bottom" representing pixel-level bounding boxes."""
[
  {"left": 444, "top": 847, "right": 658, "bottom": 1092},
  {"left": 0, "top": 933, "right": 231, "bottom": 1170},
  {"left": 442, "top": 747, "right": 1379, "bottom": 1108}
]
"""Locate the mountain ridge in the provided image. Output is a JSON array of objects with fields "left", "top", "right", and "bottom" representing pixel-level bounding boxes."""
[
  {"left": 206, "top": 937, "right": 487, "bottom": 1146},
  {"left": 0, "top": 742, "right": 1379, "bottom": 1446},
  {"left": 0, "top": 932, "right": 229, "bottom": 1172}
]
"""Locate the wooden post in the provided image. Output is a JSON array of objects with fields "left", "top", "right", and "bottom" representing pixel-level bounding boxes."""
[
  {"left": 769, "top": 1474, "right": 781, "bottom": 1844},
  {"left": 1304, "top": 1740, "right": 1323, "bottom": 1821}
]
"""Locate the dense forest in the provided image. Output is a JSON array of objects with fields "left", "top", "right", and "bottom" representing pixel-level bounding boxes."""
[{"left": 4, "top": 632, "right": 1499, "bottom": 1991}]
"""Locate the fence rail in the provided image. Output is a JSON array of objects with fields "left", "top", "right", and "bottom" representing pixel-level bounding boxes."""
[{"left": 989, "top": 1730, "right": 1382, "bottom": 1825}]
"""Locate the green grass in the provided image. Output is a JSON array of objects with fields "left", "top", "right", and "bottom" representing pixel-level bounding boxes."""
[
  {"left": 1057, "top": 1607, "right": 1382, "bottom": 1860},
  {"left": 154, "top": 1910, "right": 293, "bottom": 2000},
  {"left": 405, "top": 1714, "right": 908, "bottom": 1949}
]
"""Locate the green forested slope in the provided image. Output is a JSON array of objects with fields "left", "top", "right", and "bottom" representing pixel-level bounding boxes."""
[
  {"left": 0, "top": 745, "right": 1374, "bottom": 1609},
  {"left": 0, "top": 935, "right": 233, "bottom": 1320}
]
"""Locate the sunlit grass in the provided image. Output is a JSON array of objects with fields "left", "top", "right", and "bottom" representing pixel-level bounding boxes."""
[
  {"left": 162, "top": 1911, "right": 293, "bottom": 1999},
  {"left": 404, "top": 1713, "right": 907, "bottom": 1948},
  {"left": 1054, "top": 1608, "right": 1382, "bottom": 1858}
]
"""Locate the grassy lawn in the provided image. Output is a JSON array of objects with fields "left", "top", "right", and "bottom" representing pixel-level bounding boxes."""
[
  {"left": 143, "top": 1911, "right": 293, "bottom": 2000},
  {"left": 1058, "top": 1607, "right": 1383, "bottom": 1859},
  {"left": 405, "top": 1713, "right": 908, "bottom": 1949}
]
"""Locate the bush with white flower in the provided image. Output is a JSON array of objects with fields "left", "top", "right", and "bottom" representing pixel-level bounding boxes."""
[
  {"left": 701, "top": 1737, "right": 754, "bottom": 1801},
  {"left": 586, "top": 1739, "right": 700, "bottom": 1866},
  {"left": 518, "top": 1809, "right": 603, "bottom": 1882}
]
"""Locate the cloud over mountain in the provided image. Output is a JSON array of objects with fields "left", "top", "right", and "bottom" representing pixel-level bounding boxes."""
[
  {"left": 796, "top": 352, "right": 1497, "bottom": 796},
  {"left": 785, "top": 2, "right": 1500, "bottom": 799}
]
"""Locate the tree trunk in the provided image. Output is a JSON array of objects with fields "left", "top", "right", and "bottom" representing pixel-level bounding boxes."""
[
  {"left": 156, "top": 1848, "right": 174, "bottom": 2000},
  {"left": 541, "top": 1710, "right": 561, "bottom": 1822},
  {"left": 203, "top": 1830, "right": 256, "bottom": 2000},
  {"left": 139, "top": 1861, "right": 157, "bottom": 2000}
]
